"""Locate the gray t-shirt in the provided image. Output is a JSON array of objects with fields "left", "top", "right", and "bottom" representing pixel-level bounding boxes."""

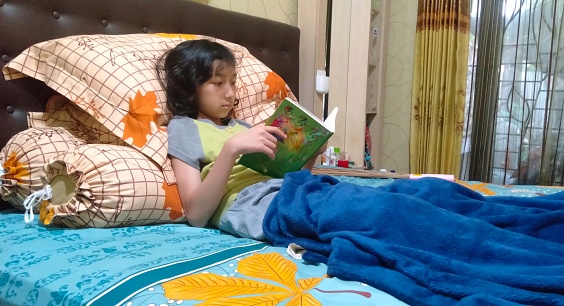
[
  {"left": 167, "top": 116, "right": 251, "bottom": 170},
  {"left": 167, "top": 115, "right": 270, "bottom": 227}
]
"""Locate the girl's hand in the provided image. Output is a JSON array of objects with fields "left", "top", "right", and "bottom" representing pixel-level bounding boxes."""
[
  {"left": 316, "top": 142, "right": 328, "bottom": 155},
  {"left": 224, "top": 125, "right": 286, "bottom": 159}
]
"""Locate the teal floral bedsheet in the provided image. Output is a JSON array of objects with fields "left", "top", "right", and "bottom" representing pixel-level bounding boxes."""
[
  {"left": 334, "top": 176, "right": 564, "bottom": 197},
  {"left": 0, "top": 210, "right": 404, "bottom": 306},
  {"left": 3, "top": 177, "right": 562, "bottom": 306}
]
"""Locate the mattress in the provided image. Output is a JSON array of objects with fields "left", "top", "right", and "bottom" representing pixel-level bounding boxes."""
[
  {"left": 2, "top": 176, "right": 562, "bottom": 306},
  {"left": 0, "top": 208, "right": 404, "bottom": 306}
]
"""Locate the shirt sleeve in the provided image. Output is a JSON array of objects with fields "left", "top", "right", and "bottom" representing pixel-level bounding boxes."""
[{"left": 167, "top": 116, "right": 205, "bottom": 170}]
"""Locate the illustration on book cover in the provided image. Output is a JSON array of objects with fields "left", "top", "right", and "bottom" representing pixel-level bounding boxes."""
[
  {"left": 238, "top": 97, "right": 336, "bottom": 178},
  {"left": 270, "top": 104, "right": 331, "bottom": 162}
]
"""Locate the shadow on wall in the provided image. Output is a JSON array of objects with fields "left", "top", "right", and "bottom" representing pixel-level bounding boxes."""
[{"left": 188, "top": 0, "right": 298, "bottom": 26}]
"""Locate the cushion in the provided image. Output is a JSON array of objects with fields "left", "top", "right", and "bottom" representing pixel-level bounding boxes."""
[
  {"left": 2, "top": 33, "right": 296, "bottom": 176},
  {"left": 28, "top": 94, "right": 127, "bottom": 146},
  {"left": 39, "top": 144, "right": 185, "bottom": 228},
  {"left": 1, "top": 127, "right": 87, "bottom": 212}
]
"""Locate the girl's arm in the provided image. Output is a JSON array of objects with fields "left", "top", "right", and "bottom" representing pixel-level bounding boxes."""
[
  {"left": 171, "top": 146, "right": 238, "bottom": 227},
  {"left": 173, "top": 125, "right": 286, "bottom": 227}
]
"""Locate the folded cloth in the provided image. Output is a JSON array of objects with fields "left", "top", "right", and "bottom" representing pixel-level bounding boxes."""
[{"left": 263, "top": 170, "right": 564, "bottom": 306}]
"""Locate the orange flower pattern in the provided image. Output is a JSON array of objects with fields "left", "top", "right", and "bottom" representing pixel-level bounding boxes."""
[
  {"left": 456, "top": 181, "right": 496, "bottom": 195},
  {"left": 161, "top": 252, "right": 359, "bottom": 305},
  {"left": 2, "top": 152, "right": 30, "bottom": 183},
  {"left": 265, "top": 71, "right": 290, "bottom": 99},
  {"left": 120, "top": 90, "right": 160, "bottom": 148},
  {"left": 161, "top": 181, "right": 184, "bottom": 220},
  {"left": 153, "top": 33, "right": 198, "bottom": 41},
  {"left": 39, "top": 200, "right": 55, "bottom": 225}
]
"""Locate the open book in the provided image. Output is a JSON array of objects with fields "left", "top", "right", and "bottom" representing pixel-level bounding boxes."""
[{"left": 238, "top": 98, "right": 338, "bottom": 178}]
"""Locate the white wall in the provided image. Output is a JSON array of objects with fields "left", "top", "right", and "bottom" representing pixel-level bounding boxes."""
[
  {"left": 200, "top": 0, "right": 298, "bottom": 26},
  {"left": 380, "top": 0, "right": 417, "bottom": 173}
]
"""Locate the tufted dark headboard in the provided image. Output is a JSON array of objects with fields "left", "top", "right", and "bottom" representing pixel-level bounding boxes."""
[
  {"left": 0, "top": 0, "right": 300, "bottom": 210},
  {"left": 0, "top": 0, "right": 300, "bottom": 151}
]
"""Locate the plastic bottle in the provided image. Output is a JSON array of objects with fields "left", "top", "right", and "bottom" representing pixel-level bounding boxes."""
[
  {"left": 327, "top": 146, "right": 335, "bottom": 166},
  {"left": 322, "top": 147, "right": 331, "bottom": 166},
  {"left": 321, "top": 148, "right": 330, "bottom": 166},
  {"left": 331, "top": 147, "right": 340, "bottom": 167}
]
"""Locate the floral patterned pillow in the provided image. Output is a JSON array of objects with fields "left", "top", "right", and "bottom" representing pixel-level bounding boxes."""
[
  {"left": 40, "top": 144, "right": 185, "bottom": 228},
  {"left": 1, "top": 127, "right": 86, "bottom": 212},
  {"left": 0, "top": 93, "right": 129, "bottom": 213},
  {"left": 2, "top": 33, "right": 295, "bottom": 177},
  {"left": 28, "top": 95, "right": 126, "bottom": 146},
  {"left": 1, "top": 96, "right": 184, "bottom": 227}
]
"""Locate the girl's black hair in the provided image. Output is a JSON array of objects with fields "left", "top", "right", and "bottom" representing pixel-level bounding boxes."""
[{"left": 156, "top": 39, "right": 237, "bottom": 118}]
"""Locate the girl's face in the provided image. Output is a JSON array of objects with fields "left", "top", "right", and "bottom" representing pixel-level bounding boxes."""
[{"left": 196, "top": 60, "right": 237, "bottom": 125}]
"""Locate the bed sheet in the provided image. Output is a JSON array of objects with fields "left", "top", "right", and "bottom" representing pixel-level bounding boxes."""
[
  {"left": 0, "top": 209, "right": 404, "bottom": 306},
  {"left": 3, "top": 176, "right": 563, "bottom": 306},
  {"left": 335, "top": 176, "right": 564, "bottom": 197}
]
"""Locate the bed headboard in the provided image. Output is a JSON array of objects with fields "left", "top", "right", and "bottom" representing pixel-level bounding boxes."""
[
  {"left": 0, "top": 0, "right": 300, "bottom": 210},
  {"left": 0, "top": 0, "right": 300, "bottom": 150}
]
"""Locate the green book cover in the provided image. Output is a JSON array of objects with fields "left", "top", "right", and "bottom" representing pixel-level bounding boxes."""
[{"left": 238, "top": 98, "right": 338, "bottom": 178}]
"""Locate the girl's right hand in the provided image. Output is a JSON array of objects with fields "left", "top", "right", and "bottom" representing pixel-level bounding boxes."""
[{"left": 224, "top": 125, "right": 287, "bottom": 159}]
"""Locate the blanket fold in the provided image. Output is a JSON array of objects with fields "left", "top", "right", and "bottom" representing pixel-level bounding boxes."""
[{"left": 263, "top": 170, "right": 564, "bottom": 305}]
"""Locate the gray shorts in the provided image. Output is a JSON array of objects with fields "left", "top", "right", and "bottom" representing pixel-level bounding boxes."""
[{"left": 219, "top": 178, "right": 283, "bottom": 240}]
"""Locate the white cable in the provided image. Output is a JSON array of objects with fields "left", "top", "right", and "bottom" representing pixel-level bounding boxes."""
[{"left": 23, "top": 185, "right": 52, "bottom": 223}]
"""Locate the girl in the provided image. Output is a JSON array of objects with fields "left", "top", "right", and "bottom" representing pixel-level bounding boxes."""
[
  {"left": 159, "top": 39, "right": 321, "bottom": 238},
  {"left": 159, "top": 40, "right": 564, "bottom": 305}
]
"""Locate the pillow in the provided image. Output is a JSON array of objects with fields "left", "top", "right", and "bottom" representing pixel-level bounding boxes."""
[
  {"left": 33, "top": 94, "right": 182, "bottom": 185},
  {"left": 28, "top": 94, "right": 127, "bottom": 146},
  {"left": 39, "top": 144, "right": 185, "bottom": 228},
  {"left": 1, "top": 127, "right": 87, "bottom": 212},
  {"left": 2, "top": 33, "right": 296, "bottom": 175}
]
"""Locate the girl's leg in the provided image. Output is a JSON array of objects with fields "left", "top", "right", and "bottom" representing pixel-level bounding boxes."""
[{"left": 219, "top": 179, "right": 283, "bottom": 240}]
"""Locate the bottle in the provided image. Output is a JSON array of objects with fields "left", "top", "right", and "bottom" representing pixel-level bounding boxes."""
[
  {"left": 328, "top": 146, "right": 335, "bottom": 166},
  {"left": 337, "top": 149, "right": 349, "bottom": 168},
  {"left": 331, "top": 147, "right": 340, "bottom": 167},
  {"left": 322, "top": 147, "right": 332, "bottom": 166}
]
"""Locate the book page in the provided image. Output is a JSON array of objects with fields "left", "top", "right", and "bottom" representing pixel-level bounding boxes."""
[{"left": 323, "top": 107, "right": 338, "bottom": 133}]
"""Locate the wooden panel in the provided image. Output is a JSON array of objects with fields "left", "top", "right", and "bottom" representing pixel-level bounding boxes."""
[
  {"left": 327, "top": 0, "right": 352, "bottom": 156},
  {"left": 326, "top": 0, "right": 388, "bottom": 167},
  {"left": 370, "top": 0, "right": 390, "bottom": 170},
  {"left": 344, "top": 0, "right": 370, "bottom": 166}
]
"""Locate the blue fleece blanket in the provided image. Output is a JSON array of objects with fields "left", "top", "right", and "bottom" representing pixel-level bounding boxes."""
[{"left": 262, "top": 170, "right": 564, "bottom": 306}]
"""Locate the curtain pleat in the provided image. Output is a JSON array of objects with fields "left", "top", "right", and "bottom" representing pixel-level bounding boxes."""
[
  {"left": 410, "top": 0, "right": 470, "bottom": 177},
  {"left": 467, "top": 0, "right": 505, "bottom": 182}
]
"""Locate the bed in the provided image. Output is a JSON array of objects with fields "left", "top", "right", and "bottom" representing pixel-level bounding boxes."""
[
  {"left": 1, "top": 1, "right": 564, "bottom": 306},
  {"left": 0, "top": 1, "right": 404, "bottom": 305}
]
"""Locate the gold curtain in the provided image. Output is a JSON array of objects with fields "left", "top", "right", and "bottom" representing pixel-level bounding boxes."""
[{"left": 410, "top": 0, "right": 470, "bottom": 177}]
